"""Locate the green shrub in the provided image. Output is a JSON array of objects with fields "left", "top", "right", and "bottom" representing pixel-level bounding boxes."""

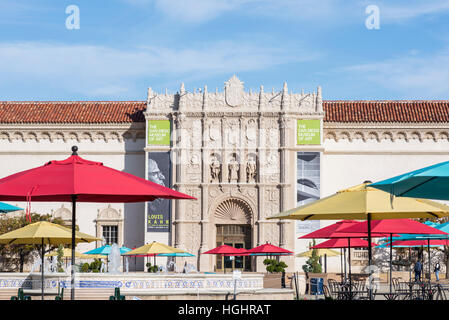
[
  {"left": 88, "top": 259, "right": 102, "bottom": 272},
  {"left": 146, "top": 262, "right": 159, "bottom": 273},
  {"left": 81, "top": 263, "right": 90, "bottom": 273},
  {"left": 56, "top": 245, "right": 65, "bottom": 272},
  {"left": 263, "top": 258, "right": 288, "bottom": 273},
  {"left": 302, "top": 240, "right": 322, "bottom": 273}
]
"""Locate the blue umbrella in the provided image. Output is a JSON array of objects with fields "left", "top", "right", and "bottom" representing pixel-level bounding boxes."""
[
  {"left": 158, "top": 252, "right": 195, "bottom": 257},
  {"left": 84, "top": 245, "right": 132, "bottom": 255},
  {"left": 0, "top": 202, "right": 22, "bottom": 213},
  {"left": 370, "top": 160, "right": 449, "bottom": 201}
]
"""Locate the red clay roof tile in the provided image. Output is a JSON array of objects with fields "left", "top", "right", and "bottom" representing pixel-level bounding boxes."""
[{"left": 0, "top": 100, "right": 448, "bottom": 124}]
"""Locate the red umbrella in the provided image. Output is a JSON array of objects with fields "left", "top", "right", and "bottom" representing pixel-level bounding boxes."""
[
  {"left": 204, "top": 245, "right": 248, "bottom": 273},
  {"left": 246, "top": 243, "right": 292, "bottom": 275},
  {"left": 340, "top": 219, "right": 448, "bottom": 293},
  {"left": 383, "top": 239, "right": 449, "bottom": 247},
  {"left": 312, "top": 238, "right": 376, "bottom": 249},
  {"left": 299, "top": 220, "right": 392, "bottom": 239},
  {"left": 300, "top": 220, "right": 391, "bottom": 285},
  {"left": 339, "top": 219, "right": 449, "bottom": 236},
  {"left": 246, "top": 243, "right": 293, "bottom": 255},
  {"left": 0, "top": 146, "right": 195, "bottom": 299},
  {"left": 203, "top": 244, "right": 249, "bottom": 256}
]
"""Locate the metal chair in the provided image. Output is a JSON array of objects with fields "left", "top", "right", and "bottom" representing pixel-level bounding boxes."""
[
  {"left": 322, "top": 285, "right": 333, "bottom": 300},
  {"left": 11, "top": 288, "right": 31, "bottom": 300},
  {"left": 109, "top": 287, "right": 125, "bottom": 300}
]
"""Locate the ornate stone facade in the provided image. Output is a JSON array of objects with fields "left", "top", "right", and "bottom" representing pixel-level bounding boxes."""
[{"left": 144, "top": 76, "right": 324, "bottom": 272}]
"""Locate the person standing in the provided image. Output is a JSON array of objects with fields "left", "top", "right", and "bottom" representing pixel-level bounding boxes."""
[
  {"left": 414, "top": 260, "right": 422, "bottom": 282},
  {"left": 434, "top": 261, "right": 441, "bottom": 282}
]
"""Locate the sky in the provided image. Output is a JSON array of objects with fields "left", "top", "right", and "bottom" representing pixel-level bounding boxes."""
[{"left": 1, "top": 0, "right": 449, "bottom": 101}]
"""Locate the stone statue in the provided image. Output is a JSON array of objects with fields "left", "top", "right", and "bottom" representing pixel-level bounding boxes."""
[
  {"left": 210, "top": 155, "right": 221, "bottom": 182},
  {"left": 247, "top": 156, "right": 257, "bottom": 183},
  {"left": 228, "top": 156, "right": 239, "bottom": 182}
]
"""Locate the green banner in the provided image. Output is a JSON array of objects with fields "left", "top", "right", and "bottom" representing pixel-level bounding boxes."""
[
  {"left": 147, "top": 120, "right": 171, "bottom": 145},
  {"left": 297, "top": 120, "right": 321, "bottom": 145}
]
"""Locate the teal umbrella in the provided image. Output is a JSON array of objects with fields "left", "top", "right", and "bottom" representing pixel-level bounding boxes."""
[
  {"left": 84, "top": 245, "right": 132, "bottom": 255},
  {"left": 370, "top": 160, "right": 449, "bottom": 201},
  {"left": 0, "top": 202, "right": 22, "bottom": 213},
  {"left": 377, "top": 221, "right": 449, "bottom": 287},
  {"left": 158, "top": 252, "right": 195, "bottom": 257}
]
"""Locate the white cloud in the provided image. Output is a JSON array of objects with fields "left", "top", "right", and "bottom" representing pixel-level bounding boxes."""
[
  {"left": 0, "top": 41, "right": 318, "bottom": 98},
  {"left": 122, "top": 0, "right": 350, "bottom": 24},
  {"left": 378, "top": 0, "right": 449, "bottom": 21},
  {"left": 340, "top": 48, "right": 449, "bottom": 98}
]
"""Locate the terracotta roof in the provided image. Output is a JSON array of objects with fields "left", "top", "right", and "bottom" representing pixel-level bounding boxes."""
[
  {"left": 324, "top": 100, "right": 449, "bottom": 123},
  {"left": 0, "top": 101, "right": 146, "bottom": 124},
  {"left": 0, "top": 100, "right": 448, "bottom": 124}
]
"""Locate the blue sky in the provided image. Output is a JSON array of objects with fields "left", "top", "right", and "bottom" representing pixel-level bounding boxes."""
[{"left": 1, "top": 0, "right": 449, "bottom": 101}]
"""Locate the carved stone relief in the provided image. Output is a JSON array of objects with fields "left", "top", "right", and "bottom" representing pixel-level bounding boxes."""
[
  {"left": 246, "top": 153, "right": 257, "bottom": 183},
  {"left": 225, "top": 75, "right": 244, "bottom": 107},
  {"left": 228, "top": 154, "right": 240, "bottom": 183},
  {"left": 210, "top": 153, "right": 222, "bottom": 183}
]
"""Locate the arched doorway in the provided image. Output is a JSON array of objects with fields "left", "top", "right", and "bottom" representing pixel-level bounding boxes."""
[
  {"left": 216, "top": 224, "right": 252, "bottom": 272},
  {"left": 213, "top": 198, "right": 253, "bottom": 272}
]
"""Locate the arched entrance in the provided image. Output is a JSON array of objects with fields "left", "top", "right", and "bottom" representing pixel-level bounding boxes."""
[
  {"left": 216, "top": 224, "right": 252, "bottom": 272},
  {"left": 213, "top": 198, "right": 254, "bottom": 272}
]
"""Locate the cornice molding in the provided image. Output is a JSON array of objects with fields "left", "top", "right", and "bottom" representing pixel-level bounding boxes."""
[
  {"left": 0, "top": 123, "right": 145, "bottom": 143},
  {"left": 324, "top": 125, "right": 449, "bottom": 143}
]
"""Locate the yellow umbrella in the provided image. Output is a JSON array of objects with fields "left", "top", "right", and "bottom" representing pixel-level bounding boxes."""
[
  {"left": 268, "top": 182, "right": 449, "bottom": 298},
  {"left": 0, "top": 221, "right": 100, "bottom": 245},
  {"left": 297, "top": 248, "right": 340, "bottom": 273},
  {"left": 296, "top": 248, "right": 340, "bottom": 258},
  {"left": 124, "top": 241, "right": 186, "bottom": 267},
  {"left": 0, "top": 221, "right": 100, "bottom": 300},
  {"left": 269, "top": 182, "right": 449, "bottom": 221},
  {"left": 124, "top": 241, "right": 186, "bottom": 255}
]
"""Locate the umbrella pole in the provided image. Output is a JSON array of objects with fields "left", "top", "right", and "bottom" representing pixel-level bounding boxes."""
[
  {"left": 428, "top": 238, "right": 431, "bottom": 288},
  {"left": 390, "top": 233, "right": 393, "bottom": 294},
  {"left": 343, "top": 248, "right": 347, "bottom": 282},
  {"left": 325, "top": 254, "right": 327, "bottom": 273},
  {"left": 348, "top": 238, "right": 352, "bottom": 298},
  {"left": 367, "top": 213, "right": 372, "bottom": 300},
  {"left": 340, "top": 248, "right": 343, "bottom": 283},
  {"left": 409, "top": 247, "right": 412, "bottom": 282},
  {"left": 41, "top": 239, "right": 44, "bottom": 300},
  {"left": 71, "top": 194, "right": 77, "bottom": 300}
]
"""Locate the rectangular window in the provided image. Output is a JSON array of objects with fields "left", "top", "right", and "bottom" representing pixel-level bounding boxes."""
[
  {"left": 296, "top": 152, "right": 321, "bottom": 233},
  {"left": 102, "top": 225, "right": 118, "bottom": 245}
]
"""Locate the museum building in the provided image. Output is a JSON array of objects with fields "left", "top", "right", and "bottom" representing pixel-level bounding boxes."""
[{"left": 0, "top": 76, "right": 449, "bottom": 273}]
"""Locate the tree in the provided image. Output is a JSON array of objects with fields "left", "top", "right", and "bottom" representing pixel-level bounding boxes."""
[
  {"left": 0, "top": 213, "right": 67, "bottom": 272},
  {"left": 302, "top": 240, "right": 322, "bottom": 273},
  {"left": 56, "top": 244, "right": 65, "bottom": 272}
]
